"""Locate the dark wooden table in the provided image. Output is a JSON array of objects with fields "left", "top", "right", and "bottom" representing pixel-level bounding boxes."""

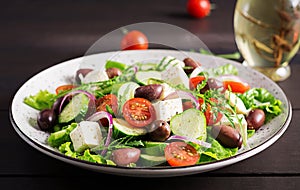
[{"left": 2, "top": 0, "right": 300, "bottom": 189}]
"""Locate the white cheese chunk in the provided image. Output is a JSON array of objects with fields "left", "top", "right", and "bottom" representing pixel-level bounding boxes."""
[
  {"left": 81, "top": 69, "right": 109, "bottom": 84},
  {"left": 152, "top": 98, "right": 183, "bottom": 121},
  {"left": 70, "top": 121, "right": 102, "bottom": 152},
  {"left": 161, "top": 65, "right": 190, "bottom": 89},
  {"left": 224, "top": 90, "right": 249, "bottom": 115},
  {"left": 159, "top": 83, "right": 176, "bottom": 100}
]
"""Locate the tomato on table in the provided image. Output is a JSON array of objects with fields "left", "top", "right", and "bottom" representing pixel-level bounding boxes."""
[
  {"left": 120, "top": 30, "right": 149, "bottom": 50},
  {"left": 55, "top": 84, "right": 76, "bottom": 94},
  {"left": 199, "top": 97, "right": 223, "bottom": 126},
  {"left": 122, "top": 97, "right": 156, "bottom": 127},
  {"left": 187, "top": 0, "right": 211, "bottom": 19},
  {"left": 164, "top": 141, "right": 200, "bottom": 167}
]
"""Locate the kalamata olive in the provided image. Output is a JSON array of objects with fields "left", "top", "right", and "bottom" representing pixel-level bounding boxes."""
[
  {"left": 106, "top": 67, "right": 122, "bottom": 79},
  {"left": 211, "top": 125, "right": 243, "bottom": 148},
  {"left": 134, "top": 84, "right": 163, "bottom": 101},
  {"left": 246, "top": 109, "right": 265, "bottom": 130},
  {"left": 207, "top": 78, "right": 224, "bottom": 90},
  {"left": 200, "top": 77, "right": 224, "bottom": 93},
  {"left": 75, "top": 68, "right": 93, "bottom": 84},
  {"left": 37, "top": 108, "right": 57, "bottom": 131},
  {"left": 111, "top": 148, "right": 141, "bottom": 166},
  {"left": 183, "top": 57, "right": 201, "bottom": 74},
  {"left": 147, "top": 120, "right": 171, "bottom": 142}
]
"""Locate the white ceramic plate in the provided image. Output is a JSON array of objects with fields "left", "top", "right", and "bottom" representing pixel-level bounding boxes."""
[{"left": 9, "top": 49, "right": 292, "bottom": 177}]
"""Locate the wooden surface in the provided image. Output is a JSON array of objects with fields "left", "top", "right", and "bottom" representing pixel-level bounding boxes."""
[{"left": 2, "top": 0, "right": 300, "bottom": 189}]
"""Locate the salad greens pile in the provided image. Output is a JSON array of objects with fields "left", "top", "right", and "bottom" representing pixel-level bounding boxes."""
[{"left": 23, "top": 55, "right": 282, "bottom": 167}]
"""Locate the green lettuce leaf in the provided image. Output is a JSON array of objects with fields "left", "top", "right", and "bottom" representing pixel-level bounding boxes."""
[
  {"left": 208, "top": 63, "right": 238, "bottom": 77},
  {"left": 47, "top": 123, "right": 77, "bottom": 148},
  {"left": 23, "top": 90, "right": 56, "bottom": 110},
  {"left": 237, "top": 88, "right": 282, "bottom": 122},
  {"left": 58, "top": 142, "right": 116, "bottom": 165},
  {"left": 199, "top": 135, "right": 238, "bottom": 163}
]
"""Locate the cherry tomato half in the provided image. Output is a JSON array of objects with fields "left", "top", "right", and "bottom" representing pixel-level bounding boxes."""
[
  {"left": 120, "top": 30, "right": 149, "bottom": 50},
  {"left": 96, "top": 94, "right": 118, "bottom": 127},
  {"left": 96, "top": 94, "right": 118, "bottom": 115},
  {"left": 122, "top": 97, "right": 156, "bottom": 127},
  {"left": 223, "top": 80, "right": 250, "bottom": 94},
  {"left": 55, "top": 84, "right": 76, "bottom": 94},
  {"left": 199, "top": 98, "right": 223, "bottom": 126},
  {"left": 164, "top": 141, "right": 200, "bottom": 167},
  {"left": 187, "top": 0, "right": 211, "bottom": 19}
]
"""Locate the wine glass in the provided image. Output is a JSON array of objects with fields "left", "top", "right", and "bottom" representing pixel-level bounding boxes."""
[{"left": 233, "top": 0, "right": 300, "bottom": 82}]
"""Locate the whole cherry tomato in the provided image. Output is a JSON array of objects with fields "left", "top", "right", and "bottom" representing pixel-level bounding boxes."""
[
  {"left": 187, "top": 0, "right": 211, "bottom": 19},
  {"left": 120, "top": 30, "right": 149, "bottom": 50}
]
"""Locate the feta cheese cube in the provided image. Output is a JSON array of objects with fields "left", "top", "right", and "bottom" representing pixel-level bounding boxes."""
[
  {"left": 160, "top": 83, "right": 176, "bottom": 99},
  {"left": 70, "top": 121, "right": 103, "bottom": 152},
  {"left": 161, "top": 65, "right": 190, "bottom": 89},
  {"left": 152, "top": 98, "right": 183, "bottom": 121}
]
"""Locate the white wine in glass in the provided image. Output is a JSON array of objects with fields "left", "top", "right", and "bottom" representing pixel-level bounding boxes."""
[{"left": 234, "top": 0, "right": 300, "bottom": 81}]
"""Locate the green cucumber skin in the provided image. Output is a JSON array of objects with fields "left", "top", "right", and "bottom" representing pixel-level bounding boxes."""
[{"left": 58, "top": 93, "right": 90, "bottom": 123}]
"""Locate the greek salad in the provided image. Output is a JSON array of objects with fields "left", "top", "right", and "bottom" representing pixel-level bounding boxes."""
[{"left": 23, "top": 55, "right": 282, "bottom": 167}]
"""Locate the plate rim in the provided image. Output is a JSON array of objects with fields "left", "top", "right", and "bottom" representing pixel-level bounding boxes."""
[{"left": 9, "top": 49, "right": 293, "bottom": 177}]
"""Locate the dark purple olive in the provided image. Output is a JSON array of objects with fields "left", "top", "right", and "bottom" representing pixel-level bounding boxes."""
[
  {"left": 111, "top": 148, "right": 141, "bottom": 166},
  {"left": 183, "top": 57, "right": 201, "bottom": 74},
  {"left": 246, "top": 109, "right": 265, "bottom": 130},
  {"left": 147, "top": 120, "right": 171, "bottom": 142},
  {"left": 134, "top": 84, "right": 163, "bottom": 101},
  {"left": 207, "top": 78, "right": 224, "bottom": 90},
  {"left": 200, "top": 77, "right": 224, "bottom": 93},
  {"left": 211, "top": 125, "right": 243, "bottom": 148},
  {"left": 75, "top": 68, "right": 93, "bottom": 84},
  {"left": 106, "top": 67, "right": 122, "bottom": 79},
  {"left": 37, "top": 109, "right": 57, "bottom": 131}
]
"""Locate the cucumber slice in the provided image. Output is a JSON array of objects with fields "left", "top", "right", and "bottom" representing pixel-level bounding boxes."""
[
  {"left": 58, "top": 93, "right": 89, "bottom": 123},
  {"left": 138, "top": 154, "right": 166, "bottom": 167},
  {"left": 135, "top": 71, "right": 162, "bottom": 85},
  {"left": 170, "top": 108, "right": 207, "bottom": 141},
  {"left": 112, "top": 118, "right": 147, "bottom": 138}
]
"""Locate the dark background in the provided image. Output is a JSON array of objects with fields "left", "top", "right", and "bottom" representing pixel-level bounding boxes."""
[{"left": 1, "top": 0, "right": 300, "bottom": 189}]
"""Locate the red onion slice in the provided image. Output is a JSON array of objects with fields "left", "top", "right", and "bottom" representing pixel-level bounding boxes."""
[
  {"left": 86, "top": 111, "right": 114, "bottom": 155},
  {"left": 167, "top": 135, "right": 211, "bottom": 149},
  {"left": 163, "top": 90, "right": 199, "bottom": 109}
]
